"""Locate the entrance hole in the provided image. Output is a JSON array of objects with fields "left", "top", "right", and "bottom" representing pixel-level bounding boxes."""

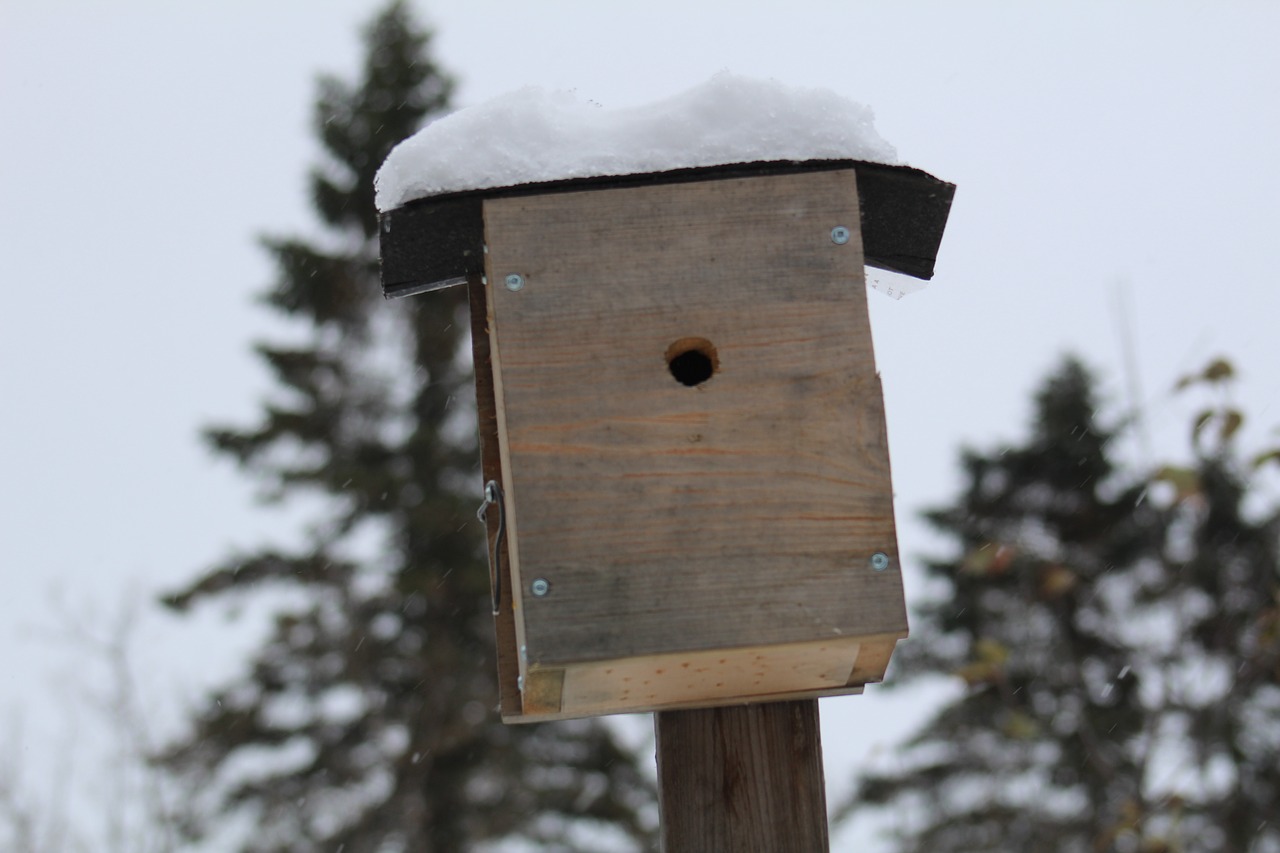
[{"left": 665, "top": 338, "right": 718, "bottom": 387}]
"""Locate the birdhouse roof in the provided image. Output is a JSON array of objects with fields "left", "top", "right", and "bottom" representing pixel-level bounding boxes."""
[
  {"left": 376, "top": 75, "right": 954, "bottom": 297},
  {"left": 379, "top": 159, "right": 954, "bottom": 298}
]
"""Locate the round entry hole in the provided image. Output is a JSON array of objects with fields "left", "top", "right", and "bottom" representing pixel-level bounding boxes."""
[{"left": 665, "top": 337, "right": 718, "bottom": 387}]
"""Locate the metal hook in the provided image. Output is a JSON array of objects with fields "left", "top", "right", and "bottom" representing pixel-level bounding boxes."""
[{"left": 477, "top": 480, "right": 506, "bottom": 614}]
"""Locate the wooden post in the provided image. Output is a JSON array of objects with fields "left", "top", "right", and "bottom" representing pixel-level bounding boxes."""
[{"left": 656, "top": 700, "right": 828, "bottom": 852}]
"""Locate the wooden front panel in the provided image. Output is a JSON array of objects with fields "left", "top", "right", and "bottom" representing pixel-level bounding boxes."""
[{"left": 483, "top": 170, "right": 906, "bottom": 669}]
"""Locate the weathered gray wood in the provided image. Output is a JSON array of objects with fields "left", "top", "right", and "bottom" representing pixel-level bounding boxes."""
[
  {"left": 484, "top": 170, "right": 906, "bottom": 673},
  {"left": 656, "top": 700, "right": 829, "bottom": 852}
]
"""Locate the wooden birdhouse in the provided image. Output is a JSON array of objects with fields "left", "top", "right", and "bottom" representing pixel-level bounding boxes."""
[{"left": 379, "top": 159, "right": 953, "bottom": 723}]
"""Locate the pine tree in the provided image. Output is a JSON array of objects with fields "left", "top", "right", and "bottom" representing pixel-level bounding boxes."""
[
  {"left": 159, "top": 5, "right": 656, "bottom": 851},
  {"left": 838, "top": 357, "right": 1280, "bottom": 852}
]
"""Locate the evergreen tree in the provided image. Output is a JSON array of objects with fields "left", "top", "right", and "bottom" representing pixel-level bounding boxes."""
[
  {"left": 839, "top": 358, "right": 1280, "bottom": 852},
  {"left": 159, "top": 5, "right": 656, "bottom": 851}
]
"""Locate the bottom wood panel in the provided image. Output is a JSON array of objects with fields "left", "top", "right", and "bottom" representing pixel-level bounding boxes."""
[{"left": 503, "top": 632, "right": 902, "bottom": 723}]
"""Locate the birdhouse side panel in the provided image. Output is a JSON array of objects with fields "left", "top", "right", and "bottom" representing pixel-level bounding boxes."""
[{"left": 467, "top": 277, "right": 524, "bottom": 717}]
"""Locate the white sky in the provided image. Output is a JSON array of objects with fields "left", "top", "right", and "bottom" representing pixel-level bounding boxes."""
[{"left": 3, "top": 2, "right": 1279, "bottom": 849}]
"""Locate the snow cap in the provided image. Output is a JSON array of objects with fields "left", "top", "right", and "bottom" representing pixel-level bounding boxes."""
[{"left": 375, "top": 72, "right": 898, "bottom": 212}]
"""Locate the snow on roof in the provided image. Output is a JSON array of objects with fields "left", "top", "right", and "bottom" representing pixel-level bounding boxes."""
[{"left": 374, "top": 73, "right": 899, "bottom": 212}]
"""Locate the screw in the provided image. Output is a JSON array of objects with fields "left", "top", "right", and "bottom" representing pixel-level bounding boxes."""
[
  {"left": 870, "top": 552, "right": 890, "bottom": 571},
  {"left": 831, "top": 226, "right": 851, "bottom": 245},
  {"left": 517, "top": 675, "right": 524, "bottom": 690},
  {"left": 531, "top": 578, "right": 550, "bottom": 597},
  {"left": 505, "top": 273, "right": 525, "bottom": 291}
]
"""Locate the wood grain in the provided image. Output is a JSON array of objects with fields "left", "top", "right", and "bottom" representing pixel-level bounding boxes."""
[
  {"left": 500, "top": 634, "right": 883, "bottom": 722},
  {"left": 502, "top": 633, "right": 913, "bottom": 722},
  {"left": 656, "top": 700, "right": 829, "bottom": 852},
  {"left": 560, "top": 635, "right": 862, "bottom": 713},
  {"left": 484, "top": 170, "right": 906, "bottom": 678}
]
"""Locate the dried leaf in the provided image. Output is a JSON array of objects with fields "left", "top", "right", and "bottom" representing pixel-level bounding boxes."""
[
  {"left": 1251, "top": 448, "right": 1280, "bottom": 470},
  {"left": 1039, "top": 564, "right": 1079, "bottom": 599},
  {"left": 974, "top": 637, "right": 1010, "bottom": 665},
  {"left": 954, "top": 660, "right": 1002, "bottom": 686},
  {"left": 1219, "top": 409, "right": 1244, "bottom": 443},
  {"left": 1154, "top": 465, "right": 1201, "bottom": 500},
  {"left": 1201, "top": 357, "right": 1235, "bottom": 383},
  {"left": 961, "top": 543, "right": 1014, "bottom": 576},
  {"left": 1001, "top": 710, "right": 1040, "bottom": 740},
  {"left": 953, "top": 638, "right": 1010, "bottom": 686},
  {"left": 960, "top": 544, "right": 995, "bottom": 575}
]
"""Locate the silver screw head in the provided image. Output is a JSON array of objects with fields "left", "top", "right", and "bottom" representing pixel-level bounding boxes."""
[
  {"left": 870, "top": 552, "right": 890, "bottom": 571},
  {"left": 504, "top": 273, "right": 525, "bottom": 291},
  {"left": 831, "top": 226, "right": 851, "bottom": 245},
  {"left": 530, "top": 578, "right": 550, "bottom": 597}
]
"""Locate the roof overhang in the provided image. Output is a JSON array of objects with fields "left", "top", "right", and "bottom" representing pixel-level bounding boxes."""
[{"left": 378, "top": 159, "right": 955, "bottom": 299}]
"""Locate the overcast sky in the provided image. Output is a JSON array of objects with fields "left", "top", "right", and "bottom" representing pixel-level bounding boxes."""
[{"left": 3, "top": 2, "right": 1279, "bottom": 849}]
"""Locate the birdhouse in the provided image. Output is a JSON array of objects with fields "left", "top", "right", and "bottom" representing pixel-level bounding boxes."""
[{"left": 379, "top": 159, "right": 953, "bottom": 722}]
